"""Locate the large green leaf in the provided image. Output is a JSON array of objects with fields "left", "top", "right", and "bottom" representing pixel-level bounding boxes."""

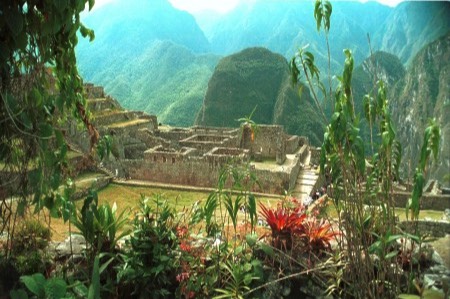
[
  {"left": 21, "top": 274, "right": 45, "bottom": 298},
  {"left": 44, "top": 278, "right": 68, "bottom": 299},
  {"left": 88, "top": 256, "right": 101, "bottom": 299}
]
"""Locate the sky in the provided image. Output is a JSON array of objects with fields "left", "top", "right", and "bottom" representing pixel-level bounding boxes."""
[{"left": 91, "top": 0, "right": 406, "bottom": 13}]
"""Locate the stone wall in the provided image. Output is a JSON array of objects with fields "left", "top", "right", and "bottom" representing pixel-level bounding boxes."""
[
  {"left": 253, "top": 167, "right": 290, "bottom": 194},
  {"left": 399, "top": 220, "right": 450, "bottom": 238},
  {"left": 251, "top": 125, "right": 285, "bottom": 159},
  {"left": 180, "top": 134, "right": 237, "bottom": 154},
  {"left": 192, "top": 126, "right": 239, "bottom": 136},
  {"left": 156, "top": 128, "right": 192, "bottom": 145},
  {"left": 123, "top": 157, "right": 223, "bottom": 188},
  {"left": 310, "top": 147, "right": 321, "bottom": 166},
  {"left": 289, "top": 144, "right": 309, "bottom": 191},
  {"left": 84, "top": 84, "right": 105, "bottom": 99},
  {"left": 94, "top": 111, "right": 144, "bottom": 127},
  {"left": 87, "top": 97, "right": 121, "bottom": 111},
  {"left": 286, "top": 135, "right": 300, "bottom": 154},
  {"left": 391, "top": 192, "right": 450, "bottom": 211}
]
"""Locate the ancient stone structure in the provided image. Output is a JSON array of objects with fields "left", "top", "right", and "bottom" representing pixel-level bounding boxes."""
[{"left": 70, "top": 85, "right": 310, "bottom": 195}]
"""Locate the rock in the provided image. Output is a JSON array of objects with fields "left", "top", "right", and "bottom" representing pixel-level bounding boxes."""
[
  {"left": 51, "top": 234, "right": 86, "bottom": 260},
  {"left": 431, "top": 250, "right": 445, "bottom": 266}
]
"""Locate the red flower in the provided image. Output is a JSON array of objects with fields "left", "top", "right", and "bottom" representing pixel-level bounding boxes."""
[
  {"left": 180, "top": 241, "right": 191, "bottom": 252},
  {"left": 300, "top": 217, "right": 339, "bottom": 252},
  {"left": 177, "top": 225, "right": 189, "bottom": 238},
  {"left": 259, "top": 203, "right": 306, "bottom": 235}
]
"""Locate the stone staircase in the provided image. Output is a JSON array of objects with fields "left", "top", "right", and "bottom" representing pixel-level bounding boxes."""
[{"left": 291, "top": 151, "right": 319, "bottom": 202}]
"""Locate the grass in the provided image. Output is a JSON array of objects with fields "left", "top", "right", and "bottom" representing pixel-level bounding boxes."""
[
  {"left": 36, "top": 183, "right": 280, "bottom": 241},
  {"left": 107, "top": 119, "right": 150, "bottom": 129}
]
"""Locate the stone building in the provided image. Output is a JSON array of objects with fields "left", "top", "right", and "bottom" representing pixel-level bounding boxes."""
[{"left": 70, "top": 85, "right": 311, "bottom": 195}]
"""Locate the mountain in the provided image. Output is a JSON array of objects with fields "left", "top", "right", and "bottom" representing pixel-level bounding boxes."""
[
  {"left": 204, "top": 0, "right": 388, "bottom": 72},
  {"left": 389, "top": 32, "right": 450, "bottom": 186},
  {"left": 76, "top": 0, "right": 215, "bottom": 125},
  {"left": 83, "top": 40, "right": 219, "bottom": 126},
  {"left": 372, "top": 2, "right": 450, "bottom": 65},
  {"left": 195, "top": 47, "right": 325, "bottom": 145},
  {"left": 75, "top": 0, "right": 449, "bottom": 132}
]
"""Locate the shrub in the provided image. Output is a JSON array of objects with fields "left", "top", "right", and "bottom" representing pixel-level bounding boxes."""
[
  {"left": 12, "top": 219, "right": 51, "bottom": 254},
  {"left": 11, "top": 219, "right": 51, "bottom": 276}
]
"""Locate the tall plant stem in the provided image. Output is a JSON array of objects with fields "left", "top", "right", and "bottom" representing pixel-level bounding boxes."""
[{"left": 300, "top": 56, "right": 328, "bottom": 123}]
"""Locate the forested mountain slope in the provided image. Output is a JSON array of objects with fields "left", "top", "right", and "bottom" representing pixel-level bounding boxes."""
[
  {"left": 76, "top": 0, "right": 449, "bottom": 132},
  {"left": 76, "top": 0, "right": 215, "bottom": 125},
  {"left": 372, "top": 2, "right": 450, "bottom": 65},
  {"left": 195, "top": 47, "right": 325, "bottom": 145},
  {"left": 389, "top": 32, "right": 450, "bottom": 185}
]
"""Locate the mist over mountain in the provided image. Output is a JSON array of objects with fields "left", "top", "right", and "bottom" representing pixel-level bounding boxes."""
[
  {"left": 202, "top": 0, "right": 393, "bottom": 71},
  {"left": 195, "top": 47, "right": 325, "bottom": 145}
]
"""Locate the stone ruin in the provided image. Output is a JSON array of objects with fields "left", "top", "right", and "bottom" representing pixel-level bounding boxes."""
[{"left": 69, "top": 84, "right": 311, "bottom": 195}]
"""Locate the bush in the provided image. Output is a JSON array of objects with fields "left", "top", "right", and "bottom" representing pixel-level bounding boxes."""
[
  {"left": 12, "top": 219, "right": 51, "bottom": 254},
  {"left": 11, "top": 219, "right": 51, "bottom": 276}
]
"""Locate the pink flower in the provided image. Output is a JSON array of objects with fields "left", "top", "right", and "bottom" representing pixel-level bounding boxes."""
[{"left": 176, "top": 272, "right": 190, "bottom": 282}]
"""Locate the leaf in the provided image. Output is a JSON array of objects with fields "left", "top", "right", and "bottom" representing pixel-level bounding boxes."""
[
  {"left": 21, "top": 274, "right": 45, "bottom": 298},
  {"left": 88, "top": 256, "right": 100, "bottom": 299},
  {"left": 259, "top": 243, "right": 274, "bottom": 257},
  {"left": 9, "top": 289, "right": 28, "bottom": 299},
  {"left": 39, "top": 123, "right": 53, "bottom": 138},
  {"left": 54, "top": 0, "right": 69, "bottom": 13},
  {"left": 245, "top": 233, "right": 257, "bottom": 247},
  {"left": 385, "top": 250, "right": 398, "bottom": 260},
  {"left": 243, "top": 273, "right": 254, "bottom": 286},
  {"left": 5, "top": 6, "right": 24, "bottom": 37},
  {"left": 89, "top": 0, "right": 96, "bottom": 11},
  {"left": 44, "top": 278, "right": 67, "bottom": 299}
]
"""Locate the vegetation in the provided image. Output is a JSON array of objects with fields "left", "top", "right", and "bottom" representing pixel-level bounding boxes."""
[
  {"left": 196, "top": 47, "right": 325, "bottom": 145},
  {"left": 0, "top": 0, "right": 447, "bottom": 298}
]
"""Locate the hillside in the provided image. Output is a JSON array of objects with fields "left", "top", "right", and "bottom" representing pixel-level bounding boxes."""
[
  {"left": 195, "top": 47, "right": 324, "bottom": 145},
  {"left": 389, "top": 32, "right": 450, "bottom": 186},
  {"left": 204, "top": 1, "right": 388, "bottom": 72},
  {"left": 76, "top": 0, "right": 215, "bottom": 126},
  {"left": 372, "top": 2, "right": 450, "bottom": 65},
  {"left": 76, "top": 0, "right": 449, "bottom": 129}
]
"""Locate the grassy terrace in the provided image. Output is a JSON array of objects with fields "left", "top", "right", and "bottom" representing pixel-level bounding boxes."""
[
  {"left": 41, "top": 183, "right": 281, "bottom": 241},
  {"left": 32, "top": 180, "right": 446, "bottom": 242},
  {"left": 107, "top": 118, "right": 151, "bottom": 129}
]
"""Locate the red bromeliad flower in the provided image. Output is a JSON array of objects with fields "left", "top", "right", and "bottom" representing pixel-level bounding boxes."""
[
  {"left": 301, "top": 217, "right": 339, "bottom": 253},
  {"left": 259, "top": 203, "right": 306, "bottom": 235}
]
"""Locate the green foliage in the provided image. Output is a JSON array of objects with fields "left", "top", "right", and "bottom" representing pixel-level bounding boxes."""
[
  {"left": 214, "top": 261, "right": 259, "bottom": 299},
  {"left": 96, "top": 135, "right": 113, "bottom": 161},
  {"left": 12, "top": 219, "right": 51, "bottom": 254},
  {"left": 407, "top": 119, "right": 440, "bottom": 220},
  {"left": 118, "top": 195, "right": 179, "bottom": 298},
  {"left": 88, "top": 256, "right": 101, "bottom": 299},
  {"left": 0, "top": 0, "right": 97, "bottom": 262},
  {"left": 314, "top": 0, "right": 333, "bottom": 32},
  {"left": 10, "top": 219, "right": 51, "bottom": 276},
  {"left": 72, "top": 191, "right": 130, "bottom": 260}
]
